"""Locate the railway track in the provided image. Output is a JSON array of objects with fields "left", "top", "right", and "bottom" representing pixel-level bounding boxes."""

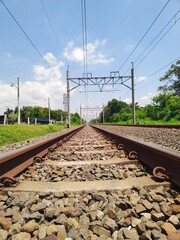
[{"left": 0, "top": 125, "right": 179, "bottom": 239}]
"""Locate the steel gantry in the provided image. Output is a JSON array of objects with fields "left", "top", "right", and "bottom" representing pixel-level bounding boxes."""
[
  {"left": 80, "top": 106, "right": 104, "bottom": 124},
  {"left": 66, "top": 63, "right": 135, "bottom": 127}
]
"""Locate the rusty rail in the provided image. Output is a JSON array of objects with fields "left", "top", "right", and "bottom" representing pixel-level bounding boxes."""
[
  {"left": 1, "top": 124, "right": 180, "bottom": 188},
  {"left": 98, "top": 123, "right": 180, "bottom": 129},
  {"left": 0, "top": 126, "right": 84, "bottom": 184},
  {"left": 96, "top": 123, "right": 180, "bottom": 129},
  {"left": 91, "top": 125, "right": 180, "bottom": 187}
]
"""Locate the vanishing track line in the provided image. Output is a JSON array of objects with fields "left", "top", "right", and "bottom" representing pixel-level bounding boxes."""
[{"left": 0, "top": 125, "right": 179, "bottom": 239}]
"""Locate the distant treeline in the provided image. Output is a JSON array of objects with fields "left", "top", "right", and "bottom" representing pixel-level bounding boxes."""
[
  {"left": 93, "top": 94, "right": 180, "bottom": 124},
  {"left": 4, "top": 106, "right": 81, "bottom": 125},
  {"left": 92, "top": 60, "right": 180, "bottom": 124}
]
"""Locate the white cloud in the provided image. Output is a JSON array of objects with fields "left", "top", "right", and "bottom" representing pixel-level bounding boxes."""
[
  {"left": 43, "top": 52, "right": 58, "bottom": 65},
  {"left": 139, "top": 92, "right": 155, "bottom": 106},
  {"left": 0, "top": 52, "right": 66, "bottom": 114},
  {"left": 63, "top": 39, "right": 114, "bottom": 64},
  {"left": 124, "top": 98, "right": 131, "bottom": 104},
  {"left": 140, "top": 96, "right": 149, "bottom": 101},
  {"left": 124, "top": 44, "right": 135, "bottom": 52},
  {"left": 136, "top": 76, "right": 147, "bottom": 83},
  {"left": 33, "top": 53, "right": 64, "bottom": 81}
]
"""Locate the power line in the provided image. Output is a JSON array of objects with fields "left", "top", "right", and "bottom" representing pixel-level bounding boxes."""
[
  {"left": 81, "top": 0, "right": 88, "bottom": 75},
  {"left": 0, "top": 0, "right": 66, "bottom": 89},
  {"left": 122, "top": 9, "right": 180, "bottom": 75},
  {"left": 134, "top": 9, "right": 180, "bottom": 67},
  {"left": 81, "top": 0, "right": 86, "bottom": 76},
  {"left": 84, "top": 0, "right": 88, "bottom": 74},
  {"left": 118, "top": 0, "right": 170, "bottom": 71},
  {"left": 81, "top": 0, "right": 88, "bottom": 106},
  {"left": 40, "top": 0, "right": 67, "bottom": 83},
  {"left": 135, "top": 15, "right": 180, "bottom": 69},
  {"left": 136, "top": 56, "right": 180, "bottom": 88},
  {"left": 40, "top": 0, "right": 63, "bottom": 51}
]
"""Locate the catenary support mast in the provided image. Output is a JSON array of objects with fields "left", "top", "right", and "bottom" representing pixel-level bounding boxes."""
[{"left": 67, "top": 64, "right": 136, "bottom": 126}]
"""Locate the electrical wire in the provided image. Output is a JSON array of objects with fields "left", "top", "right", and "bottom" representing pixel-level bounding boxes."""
[
  {"left": 40, "top": 0, "right": 63, "bottom": 51},
  {"left": 81, "top": 0, "right": 88, "bottom": 76},
  {"left": 136, "top": 56, "right": 180, "bottom": 88},
  {"left": 103, "top": 56, "right": 180, "bottom": 107},
  {"left": 0, "top": 0, "right": 66, "bottom": 89},
  {"left": 81, "top": 0, "right": 88, "bottom": 106},
  {"left": 135, "top": 15, "right": 180, "bottom": 69},
  {"left": 40, "top": 0, "right": 68, "bottom": 85},
  {"left": 84, "top": 0, "right": 88, "bottom": 74},
  {"left": 134, "top": 9, "right": 180, "bottom": 67},
  {"left": 118, "top": 0, "right": 170, "bottom": 71},
  {"left": 84, "top": 0, "right": 89, "bottom": 106},
  {"left": 122, "top": 8, "right": 180, "bottom": 75},
  {"left": 81, "top": 0, "right": 86, "bottom": 76},
  {"left": 103, "top": 57, "right": 180, "bottom": 108}
]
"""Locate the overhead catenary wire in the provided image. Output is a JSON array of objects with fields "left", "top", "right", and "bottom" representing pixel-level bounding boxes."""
[
  {"left": 84, "top": 0, "right": 88, "bottom": 74},
  {"left": 81, "top": 0, "right": 88, "bottom": 76},
  {"left": 103, "top": 55, "right": 180, "bottom": 107},
  {"left": 0, "top": 0, "right": 66, "bottom": 89},
  {"left": 81, "top": 0, "right": 86, "bottom": 76},
  {"left": 81, "top": 0, "right": 89, "bottom": 106},
  {"left": 118, "top": 0, "right": 170, "bottom": 72},
  {"left": 103, "top": 57, "right": 180, "bottom": 107}
]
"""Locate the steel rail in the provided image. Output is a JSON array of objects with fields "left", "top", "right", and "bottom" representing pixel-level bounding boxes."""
[
  {"left": 0, "top": 126, "right": 84, "bottom": 181},
  {"left": 91, "top": 125, "right": 180, "bottom": 187},
  {"left": 96, "top": 123, "right": 180, "bottom": 129}
]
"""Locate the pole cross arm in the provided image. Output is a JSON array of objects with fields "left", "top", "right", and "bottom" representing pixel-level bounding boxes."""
[{"left": 68, "top": 75, "right": 131, "bottom": 88}]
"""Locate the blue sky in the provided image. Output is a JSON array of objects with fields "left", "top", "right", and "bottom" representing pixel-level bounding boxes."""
[{"left": 0, "top": 0, "right": 179, "bottom": 120}]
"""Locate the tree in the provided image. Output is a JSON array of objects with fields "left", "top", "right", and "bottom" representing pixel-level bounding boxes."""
[
  {"left": 144, "top": 104, "right": 158, "bottom": 120},
  {"left": 158, "top": 60, "right": 180, "bottom": 96},
  {"left": 152, "top": 93, "right": 180, "bottom": 121},
  {"left": 8, "top": 112, "right": 17, "bottom": 123},
  {"left": 71, "top": 112, "right": 81, "bottom": 124},
  {"left": 99, "top": 99, "right": 131, "bottom": 123}
]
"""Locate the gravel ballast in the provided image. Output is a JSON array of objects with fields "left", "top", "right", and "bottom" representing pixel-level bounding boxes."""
[
  {"left": 0, "top": 125, "right": 179, "bottom": 154},
  {"left": 18, "top": 163, "right": 147, "bottom": 182},
  {"left": 96, "top": 125, "right": 180, "bottom": 152},
  {"left": 0, "top": 125, "right": 179, "bottom": 239},
  {"left": 0, "top": 186, "right": 179, "bottom": 239}
]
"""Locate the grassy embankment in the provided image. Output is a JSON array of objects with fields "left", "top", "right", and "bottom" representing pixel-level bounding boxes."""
[{"left": 0, "top": 124, "right": 67, "bottom": 147}]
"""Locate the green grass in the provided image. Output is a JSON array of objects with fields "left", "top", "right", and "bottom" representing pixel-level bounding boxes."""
[{"left": 0, "top": 124, "right": 67, "bottom": 147}]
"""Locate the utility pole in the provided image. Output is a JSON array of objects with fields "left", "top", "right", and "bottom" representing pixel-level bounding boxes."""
[
  {"left": 11, "top": 77, "right": 20, "bottom": 124},
  {"left": 102, "top": 105, "right": 105, "bottom": 123},
  {"left": 17, "top": 77, "right": 20, "bottom": 124},
  {"left": 80, "top": 105, "right": 82, "bottom": 125},
  {"left": 67, "top": 66, "right": 71, "bottom": 128},
  {"left": 3, "top": 114, "right": 7, "bottom": 125},
  {"left": 131, "top": 62, "right": 136, "bottom": 124},
  {"left": 48, "top": 97, "right": 51, "bottom": 124}
]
